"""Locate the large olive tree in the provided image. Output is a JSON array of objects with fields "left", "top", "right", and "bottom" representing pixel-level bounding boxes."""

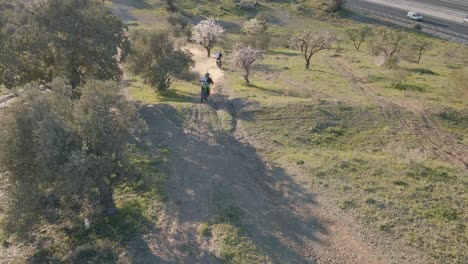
[
  {"left": 127, "top": 30, "right": 193, "bottom": 91},
  {"left": 0, "top": 0, "right": 130, "bottom": 93},
  {"left": 0, "top": 80, "right": 146, "bottom": 216}
]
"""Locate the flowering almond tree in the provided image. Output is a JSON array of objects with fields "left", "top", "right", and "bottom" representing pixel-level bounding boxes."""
[
  {"left": 290, "top": 30, "right": 334, "bottom": 70},
  {"left": 242, "top": 17, "right": 270, "bottom": 50},
  {"left": 242, "top": 18, "right": 267, "bottom": 36},
  {"left": 191, "top": 17, "right": 225, "bottom": 57},
  {"left": 230, "top": 45, "right": 262, "bottom": 85}
]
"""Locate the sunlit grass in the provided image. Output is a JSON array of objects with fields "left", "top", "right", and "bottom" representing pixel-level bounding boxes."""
[{"left": 129, "top": 76, "right": 199, "bottom": 105}]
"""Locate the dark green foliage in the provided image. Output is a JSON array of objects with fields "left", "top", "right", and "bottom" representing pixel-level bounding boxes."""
[
  {"left": 436, "top": 107, "right": 468, "bottom": 129},
  {"left": 0, "top": 0, "right": 129, "bottom": 91},
  {"left": 166, "top": 0, "right": 178, "bottom": 12},
  {"left": 0, "top": 80, "right": 147, "bottom": 224},
  {"left": 28, "top": 247, "right": 63, "bottom": 264},
  {"left": 167, "top": 12, "right": 192, "bottom": 40},
  {"left": 127, "top": 30, "right": 194, "bottom": 91}
]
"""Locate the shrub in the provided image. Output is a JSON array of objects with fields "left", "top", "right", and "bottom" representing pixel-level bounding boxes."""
[
  {"left": 237, "top": 0, "right": 257, "bottom": 9},
  {"left": 128, "top": 30, "right": 193, "bottom": 91},
  {"left": 198, "top": 223, "right": 212, "bottom": 237},
  {"left": 390, "top": 69, "right": 408, "bottom": 89},
  {"left": 69, "top": 241, "right": 117, "bottom": 264},
  {"left": 325, "top": 0, "right": 346, "bottom": 12},
  {"left": 413, "top": 23, "right": 422, "bottom": 30}
]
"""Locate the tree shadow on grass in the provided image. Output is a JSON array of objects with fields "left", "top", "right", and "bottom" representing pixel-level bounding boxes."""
[
  {"left": 22, "top": 192, "right": 169, "bottom": 263},
  {"left": 252, "top": 63, "right": 284, "bottom": 74},
  {"left": 246, "top": 83, "right": 286, "bottom": 97},
  {"left": 267, "top": 50, "right": 300, "bottom": 57},
  {"left": 407, "top": 68, "right": 438, "bottom": 75},
  {"left": 140, "top": 100, "right": 329, "bottom": 263},
  {"left": 111, "top": 0, "right": 153, "bottom": 9},
  {"left": 390, "top": 83, "right": 426, "bottom": 92},
  {"left": 157, "top": 90, "right": 197, "bottom": 103}
]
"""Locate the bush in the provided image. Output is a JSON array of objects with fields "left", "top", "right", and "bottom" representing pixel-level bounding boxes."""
[
  {"left": 325, "top": 0, "right": 346, "bottom": 12},
  {"left": 413, "top": 23, "right": 423, "bottom": 30},
  {"left": 198, "top": 223, "right": 212, "bottom": 237},
  {"left": 237, "top": 0, "right": 257, "bottom": 9},
  {"left": 28, "top": 247, "right": 62, "bottom": 264},
  {"left": 167, "top": 12, "right": 191, "bottom": 40},
  {"left": 69, "top": 241, "right": 117, "bottom": 264},
  {"left": 128, "top": 30, "right": 193, "bottom": 91},
  {"left": 390, "top": 69, "right": 408, "bottom": 89}
]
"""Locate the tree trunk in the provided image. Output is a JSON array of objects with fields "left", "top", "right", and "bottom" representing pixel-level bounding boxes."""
[
  {"left": 244, "top": 75, "right": 250, "bottom": 85},
  {"left": 417, "top": 48, "right": 423, "bottom": 64},
  {"left": 91, "top": 175, "right": 116, "bottom": 216},
  {"left": 206, "top": 47, "right": 211, "bottom": 57},
  {"left": 305, "top": 60, "right": 310, "bottom": 70}
]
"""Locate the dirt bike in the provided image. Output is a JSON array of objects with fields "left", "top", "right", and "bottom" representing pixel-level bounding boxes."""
[
  {"left": 200, "top": 85, "right": 210, "bottom": 103},
  {"left": 216, "top": 58, "right": 222, "bottom": 69}
]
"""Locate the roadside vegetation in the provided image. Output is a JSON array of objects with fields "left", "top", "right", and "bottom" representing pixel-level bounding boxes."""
[{"left": 0, "top": 0, "right": 467, "bottom": 263}]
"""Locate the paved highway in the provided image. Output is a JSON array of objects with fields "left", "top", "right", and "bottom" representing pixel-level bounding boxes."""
[
  {"left": 411, "top": 0, "right": 468, "bottom": 12},
  {"left": 346, "top": 0, "right": 468, "bottom": 41}
]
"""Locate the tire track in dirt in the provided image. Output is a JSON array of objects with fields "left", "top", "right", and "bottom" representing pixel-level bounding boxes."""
[{"left": 328, "top": 57, "right": 468, "bottom": 169}]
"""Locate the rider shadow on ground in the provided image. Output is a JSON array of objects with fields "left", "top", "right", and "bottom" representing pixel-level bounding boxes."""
[{"left": 140, "top": 101, "right": 329, "bottom": 263}]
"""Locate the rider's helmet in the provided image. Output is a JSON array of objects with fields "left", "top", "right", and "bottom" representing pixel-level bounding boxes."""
[{"left": 205, "top": 72, "right": 210, "bottom": 78}]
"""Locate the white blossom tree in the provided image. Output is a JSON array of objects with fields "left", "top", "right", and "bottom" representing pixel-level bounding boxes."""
[
  {"left": 242, "top": 17, "right": 267, "bottom": 35},
  {"left": 242, "top": 17, "right": 270, "bottom": 50},
  {"left": 191, "top": 17, "right": 225, "bottom": 57},
  {"left": 290, "top": 30, "right": 334, "bottom": 70},
  {"left": 230, "top": 44, "right": 262, "bottom": 85}
]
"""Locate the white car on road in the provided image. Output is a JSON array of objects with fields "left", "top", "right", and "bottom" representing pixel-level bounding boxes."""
[{"left": 407, "top": 11, "right": 423, "bottom": 21}]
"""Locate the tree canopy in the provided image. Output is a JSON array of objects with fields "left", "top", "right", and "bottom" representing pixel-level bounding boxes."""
[
  {"left": 0, "top": 0, "right": 130, "bottom": 92},
  {"left": 0, "top": 80, "right": 146, "bottom": 218},
  {"left": 230, "top": 44, "right": 263, "bottom": 85},
  {"left": 127, "top": 30, "right": 193, "bottom": 91},
  {"left": 191, "top": 17, "right": 225, "bottom": 57},
  {"left": 290, "top": 30, "right": 335, "bottom": 70}
]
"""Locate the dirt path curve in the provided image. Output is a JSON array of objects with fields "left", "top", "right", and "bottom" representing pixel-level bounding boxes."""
[{"left": 140, "top": 46, "right": 403, "bottom": 263}]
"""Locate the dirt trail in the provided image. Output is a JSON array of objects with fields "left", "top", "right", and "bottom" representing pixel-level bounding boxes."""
[
  {"left": 139, "top": 46, "right": 411, "bottom": 263},
  {"left": 0, "top": 94, "right": 15, "bottom": 109}
]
